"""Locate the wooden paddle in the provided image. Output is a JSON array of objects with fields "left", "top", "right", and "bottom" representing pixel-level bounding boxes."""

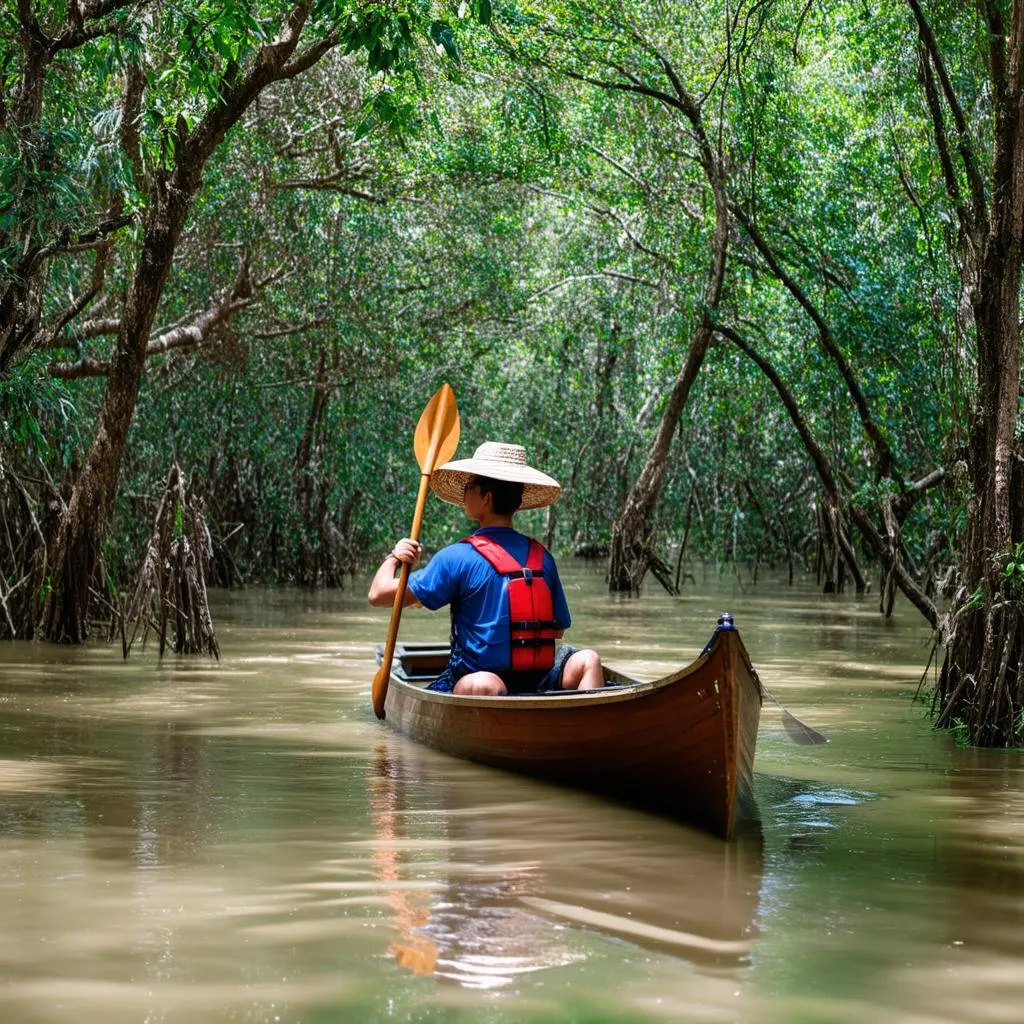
[
  {"left": 371, "top": 384, "right": 460, "bottom": 720},
  {"left": 763, "top": 687, "right": 828, "bottom": 745}
]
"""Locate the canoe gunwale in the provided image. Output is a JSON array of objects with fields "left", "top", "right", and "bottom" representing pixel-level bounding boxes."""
[
  {"left": 382, "top": 625, "right": 758, "bottom": 712},
  {"left": 387, "top": 674, "right": 657, "bottom": 710}
]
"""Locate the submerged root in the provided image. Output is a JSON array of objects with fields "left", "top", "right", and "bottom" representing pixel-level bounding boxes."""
[
  {"left": 125, "top": 463, "right": 219, "bottom": 659},
  {"left": 936, "top": 589, "right": 1024, "bottom": 745}
]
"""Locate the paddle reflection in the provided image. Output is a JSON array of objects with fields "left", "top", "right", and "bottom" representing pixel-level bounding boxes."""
[
  {"left": 368, "top": 735, "right": 763, "bottom": 988},
  {"left": 367, "top": 753, "right": 439, "bottom": 977}
]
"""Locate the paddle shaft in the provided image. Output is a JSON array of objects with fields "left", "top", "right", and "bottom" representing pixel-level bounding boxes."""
[
  {"left": 372, "top": 385, "right": 458, "bottom": 719},
  {"left": 376, "top": 471, "right": 431, "bottom": 686}
]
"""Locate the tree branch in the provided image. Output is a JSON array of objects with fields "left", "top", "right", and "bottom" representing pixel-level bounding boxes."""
[
  {"left": 731, "top": 201, "right": 900, "bottom": 481},
  {"left": 60, "top": 317, "right": 122, "bottom": 345},
  {"left": 521, "top": 183, "right": 677, "bottom": 264},
  {"left": 24, "top": 213, "right": 134, "bottom": 271},
  {"left": 582, "top": 142, "right": 652, "bottom": 192},
  {"left": 559, "top": 66, "right": 687, "bottom": 116},
  {"left": 907, "top": 0, "right": 987, "bottom": 225},
  {"left": 183, "top": 4, "right": 323, "bottom": 173},
  {"left": 272, "top": 173, "right": 380, "bottom": 202},
  {"left": 717, "top": 321, "right": 939, "bottom": 625},
  {"left": 49, "top": 256, "right": 262, "bottom": 378},
  {"left": 526, "top": 270, "right": 657, "bottom": 302},
  {"left": 849, "top": 504, "right": 939, "bottom": 626},
  {"left": 279, "top": 31, "right": 342, "bottom": 80},
  {"left": 35, "top": 240, "right": 114, "bottom": 350},
  {"left": 714, "top": 322, "right": 840, "bottom": 496},
  {"left": 916, "top": 43, "right": 968, "bottom": 232}
]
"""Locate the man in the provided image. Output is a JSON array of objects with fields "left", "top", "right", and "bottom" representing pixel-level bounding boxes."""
[{"left": 368, "top": 441, "right": 603, "bottom": 695}]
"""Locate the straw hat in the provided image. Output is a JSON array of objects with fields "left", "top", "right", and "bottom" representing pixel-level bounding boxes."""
[{"left": 431, "top": 442, "right": 561, "bottom": 510}]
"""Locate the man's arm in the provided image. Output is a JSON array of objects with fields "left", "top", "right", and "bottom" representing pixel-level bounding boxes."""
[
  {"left": 368, "top": 538, "right": 422, "bottom": 607},
  {"left": 546, "top": 556, "right": 572, "bottom": 635}
]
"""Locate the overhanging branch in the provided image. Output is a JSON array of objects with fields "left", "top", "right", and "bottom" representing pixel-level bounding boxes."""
[{"left": 49, "top": 256, "right": 265, "bottom": 379}]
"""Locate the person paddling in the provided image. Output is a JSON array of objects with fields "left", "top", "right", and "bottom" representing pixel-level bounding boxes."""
[{"left": 368, "top": 442, "right": 603, "bottom": 695}]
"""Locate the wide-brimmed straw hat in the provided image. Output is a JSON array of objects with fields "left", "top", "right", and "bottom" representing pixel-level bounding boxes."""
[{"left": 431, "top": 442, "right": 561, "bottom": 510}]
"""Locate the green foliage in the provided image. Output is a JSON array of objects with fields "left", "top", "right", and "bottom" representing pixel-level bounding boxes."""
[
  {"left": 0, "top": 361, "right": 78, "bottom": 462},
  {"left": 1001, "top": 542, "right": 1024, "bottom": 596},
  {"left": 950, "top": 717, "right": 971, "bottom": 748}
]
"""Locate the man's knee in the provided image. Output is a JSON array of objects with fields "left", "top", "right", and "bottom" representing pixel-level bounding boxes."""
[
  {"left": 563, "top": 648, "right": 602, "bottom": 689},
  {"left": 454, "top": 672, "right": 507, "bottom": 696},
  {"left": 569, "top": 648, "right": 601, "bottom": 672}
]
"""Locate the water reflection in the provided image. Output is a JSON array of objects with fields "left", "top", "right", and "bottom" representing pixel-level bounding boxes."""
[
  {"left": 0, "top": 709, "right": 214, "bottom": 867},
  {"left": 367, "top": 734, "right": 764, "bottom": 989},
  {"left": 885, "top": 750, "right": 1024, "bottom": 1024},
  {"left": 367, "top": 747, "right": 440, "bottom": 978},
  {"left": 937, "top": 747, "right": 1024, "bottom": 958}
]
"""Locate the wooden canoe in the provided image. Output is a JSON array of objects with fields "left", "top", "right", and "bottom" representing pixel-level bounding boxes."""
[{"left": 376, "top": 614, "right": 763, "bottom": 840}]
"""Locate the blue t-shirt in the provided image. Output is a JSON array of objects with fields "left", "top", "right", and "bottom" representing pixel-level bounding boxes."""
[{"left": 408, "top": 527, "right": 571, "bottom": 679}]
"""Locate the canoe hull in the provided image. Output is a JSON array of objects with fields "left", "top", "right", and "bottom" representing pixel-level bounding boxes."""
[{"left": 381, "top": 623, "right": 762, "bottom": 839}]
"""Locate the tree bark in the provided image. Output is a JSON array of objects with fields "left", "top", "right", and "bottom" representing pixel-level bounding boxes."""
[
  {"left": 295, "top": 349, "right": 332, "bottom": 585},
  {"left": 911, "top": 0, "right": 1024, "bottom": 744}
]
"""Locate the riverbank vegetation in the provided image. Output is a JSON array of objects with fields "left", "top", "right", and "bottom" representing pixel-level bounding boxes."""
[{"left": 2, "top": 1, "right": 1022, "bottom": 744}]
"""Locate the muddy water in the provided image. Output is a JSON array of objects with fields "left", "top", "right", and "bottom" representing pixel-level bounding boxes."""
[{"left": 0, "top": 566, "right": 1022, "bottom": 1023}]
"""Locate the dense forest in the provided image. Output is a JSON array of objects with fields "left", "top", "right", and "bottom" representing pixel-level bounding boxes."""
[{"left": 2, "top": 1, "right": 1023, "bottom": 745}]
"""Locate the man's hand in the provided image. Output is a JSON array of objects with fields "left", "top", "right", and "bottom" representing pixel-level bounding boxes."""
[
  {"left": 391, "top": 538, "right": 422, "bottom": 567},
  {"left": 368, "top": 539, "right": 423, "bottom": 607}
]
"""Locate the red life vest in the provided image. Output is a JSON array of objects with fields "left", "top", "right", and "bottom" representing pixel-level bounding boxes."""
[{"left": 461, "top": 534, "right": 558, "bottom": 672}]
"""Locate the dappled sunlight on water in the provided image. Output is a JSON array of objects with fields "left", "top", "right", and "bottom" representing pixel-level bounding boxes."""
[{"left": 1, "top": 569, "right": 1023, "bottom": 1022}]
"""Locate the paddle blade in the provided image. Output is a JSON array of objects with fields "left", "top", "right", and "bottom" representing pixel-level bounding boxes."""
[
  {"left": 413, "top": 383, "right": 460, "bottom": 473},
  {"left": 372, "top": 658, "right": 392, "bottom": 720},
  {"left": 782, "top": 709, "right": 829, "bottom": 746}
]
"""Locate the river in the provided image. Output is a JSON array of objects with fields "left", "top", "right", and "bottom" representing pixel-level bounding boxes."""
[{"left": 0, "top": 565, "right": 1021, "bottom": 1023}]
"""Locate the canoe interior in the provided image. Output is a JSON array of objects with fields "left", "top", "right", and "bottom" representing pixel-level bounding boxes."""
[{"left": 385, "top": 641, "right": 637, "bottom": 689}]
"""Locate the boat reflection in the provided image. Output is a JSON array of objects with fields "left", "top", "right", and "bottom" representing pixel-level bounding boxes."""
[{"left": 368, "top": 733, "right": 763, "bottom": 988}]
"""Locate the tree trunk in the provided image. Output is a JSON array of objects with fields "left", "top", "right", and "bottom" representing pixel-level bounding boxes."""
[
  {"left": 608, "top": 173, "right": 729, "bottom": 591},
  {"left": 936, "top": 262, "right": 1024, "bottom": 744},
  {"left": 38, "top": 184, "right": 186, "bottom": 641},
  {"left": 909, "top": 0, "right": 1024, "bottom": 745},
  {"left": 599, "top": 33, "right": 731, "bottom": 593},
  {"left": 608, "top": 318, "right": 716, "bottom": 593},
  {"left": 295, "top": 349, "right": 331, "bottom": 585},
  {"left": 30, "top": 6, "right": 330, "bottom": 638}
]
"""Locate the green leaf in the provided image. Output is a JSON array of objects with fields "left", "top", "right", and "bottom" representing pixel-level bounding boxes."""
[{"left": 427, "top": 21, "right": 459, "bottom": 63}]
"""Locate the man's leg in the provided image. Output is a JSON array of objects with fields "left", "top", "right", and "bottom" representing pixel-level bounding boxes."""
[
  {"left": 560, "top": 649, "right": 603, "bottom": 690},
  {"left": 454, "top": 671, "right": 508, "bottom": 695}
]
